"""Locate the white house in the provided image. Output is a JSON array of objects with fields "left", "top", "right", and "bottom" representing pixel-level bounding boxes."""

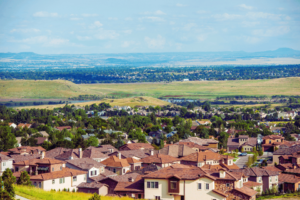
[
  {"left": 30, "top": 168, "right": 87, "bottom": 191},
  {"left": 0, "top": 154, "right": 14, "bottom": 175},
  {"left": 8, "top": 123, "right": 17, "bottom": 129}
]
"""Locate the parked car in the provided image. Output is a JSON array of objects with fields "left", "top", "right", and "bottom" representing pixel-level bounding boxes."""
[{"left": 240, "top": 152, "right": 247, "bottom": 156}]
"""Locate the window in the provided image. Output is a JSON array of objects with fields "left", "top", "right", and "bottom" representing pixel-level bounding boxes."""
[
  {"left": 52, "top": 167, "right": 54, "bottom": 171},
  {"left": 198, "top": 183, "right": 202, "bottom": 190},
  {"left": 60, "top": 166, "right": 62, "bottom": 170},
  {"left": 59, "top": 178, "right": 65, "bottom": 184},
  {"left": 226, "top": 183, "right": 230, "bottom": 187},
  {"left": 155, "top": 196, "right": 160, "bottom": 200},
  {"left": 269, "top": 177, "right": 272, "bottom": 182},
  {"left": 15, "top": 167, "right": 19, "bottom": 172},
  {"left": 147, "top": 181, "right": 158, "bottom": 188},
  {"left": 38, "top": 182, "right": 41, "bottom": 188},
  {"left": 138, "top": 194, "right": 142, "bottom": 199},
  {"left": 258, "top": 177, "right": 261, "bottom": 182},
  {"left": 123, "top": 169, "right": 125, "bottom": 173},
  {"left": 3, "top": 162, "right": 6, "bottom": 166},
  {"left": 84, "top": 175, "right": 86, "bottom": 181},
  {"left": 91, "top": 171, "right": 93, "bottom": 176},
  {"left": 206, "top": 183, "right": 209, "bottom": 190},
  {"left": 275, "top": 176, "right": 278, "bottom": 182},
  {"left": 170, "top": 181, "right": 177, "bottom": 189},
  {"left": 73, "top": 176, "right": 77, "bottom": 182},
  {"left": 52, "top": 179, "right": 55, "bottom": 184},
  {"left": 113, "top": 168, "right": 116, "bottom": 173},
  {"left": 34, "top": 182, "right": 36, "bottom": 186}
]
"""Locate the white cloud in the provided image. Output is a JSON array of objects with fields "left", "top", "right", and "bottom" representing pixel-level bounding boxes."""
[
  {"left": 15, "top": 36, "right": 68, "bottom": 46},
  {"left": 94, "top": 21, "right": 103, "bottom": 27},
  {"left": 33, "top": 11, "right": 59, "bottom": 17},
  {"left": 121, "top": 41, "right": 136, "bottom": 48},
  {"left": 70, "top": 18, "right": 81, "bottom": 21},
  {"left": 76, "top": 36, "right": 92, "bottom": 41},
  {"left": 140, "top": 16, "right": 164, "bottom": 22},
  {"left": 252, "top": 26, "right": 290, "bottom": 37},
  {"left": 125, "top": 17, "right": 133, "bottom": 21},
  {"left": 144, "top": 35, "right": 165, "bottom": 49},
  {"left": 81, "top": 14, "right": 98, "bottom": 17},
  {"left": 94, "top": 29, "right": 119, "bottom": 40},
  {"left": 197, "top": 35, "right": 206, "bottom": 42},
  {"left": 10, "top": 28, "right": 40, "bottom": 33},
  {"left": 239, "top": 4, "right": 253, "bottom": 10},
  {"left": 197, "top": 10, "right": 207, "bottom": 14},
  {"left": 183, "top": 23, "right": 197, "bottom": 31},
  {"left": 213, "top": 13, "right": 242, "bottom": 21},
  {"left": 154, "top": 10, "right": 166, "bottom": 15},
  {"left": 176, "top": 3, "right": 187, "bottom": 7},
  {"left": 123, "top": 30, "right": 132, "bottom": 34}
]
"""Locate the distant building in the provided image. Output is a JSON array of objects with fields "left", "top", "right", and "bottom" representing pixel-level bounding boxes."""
[{"left": 182, "top": 79, "right": 189, "bottom": 81}]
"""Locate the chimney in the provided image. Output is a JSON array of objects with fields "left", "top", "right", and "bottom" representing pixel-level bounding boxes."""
[
  {"left": 150, "top": 149, "right": 154, "bottom": 156},
  {"left": 41, "top": 151, "right": 45, "bottom": 159},
  {"left": 117, "top": 152, "right": 121, "bottom": 159},
  {"left": 219, "top": 169, "right": 226, "bottom": 178},
  {"left": 79, "top": 148, "right": 82, "bottom": 159},
  {"left": 128, "top": 177, "right": 134, "bottom": 182},
  {"left": 69, "top": 156, "right": 73, "bottom": 160}
]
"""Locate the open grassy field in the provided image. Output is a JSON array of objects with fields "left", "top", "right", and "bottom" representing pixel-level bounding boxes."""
[
  {"left": 1, "top": 77, "right": 300, "bottom": 100},
  {"left": 15, "top": 96, "right": 170, "bottom": 110},
  {"left": 14, "top": 185, "right": 134, "bottom": 200}
]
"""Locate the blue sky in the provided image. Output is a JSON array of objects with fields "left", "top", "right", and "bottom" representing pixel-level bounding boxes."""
[{"left": 0, "top": 0, "right": 299, "bottom": 54}]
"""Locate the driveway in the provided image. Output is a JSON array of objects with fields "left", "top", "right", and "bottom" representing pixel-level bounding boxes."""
[
  {"left": 15, "top": 195, "right": 30, "bottom": 200},
  {"left": 235, "top": 154, "right": 253, "bottom": 168}
]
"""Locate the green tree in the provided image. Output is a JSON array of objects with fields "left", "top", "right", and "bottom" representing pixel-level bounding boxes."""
[
  {"left": 17, "top": 171, "right": 32, "bottom": 186},
  {"left": 0, "top": 176, "right": 13, "bottom": 200},
  {"left": 0, "top": 126, "right": 17, "bottom": 151},
  {"left": 258, "top": 150, "right": 263, "bottom": 156},
  {"left": 2, "top": 168, "right": 16, "bottom": 198},
  {"left": 86, "top": 136, "right": 99, "bottom": 147},
  {"left": 115, "top": 137, "right": 124, "bottom": 149},
  {"left": 89, "top": 193, "right": 101, "bottom": 200}
]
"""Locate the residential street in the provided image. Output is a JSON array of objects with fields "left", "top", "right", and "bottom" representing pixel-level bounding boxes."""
[{"left": 235, "top": 154, "right": 253, "bottom": 168}]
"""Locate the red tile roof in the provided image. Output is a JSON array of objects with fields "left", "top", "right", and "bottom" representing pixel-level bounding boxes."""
[
  {"left": 30, "top": 167, "right": 86, "bottom": 181},
  {"left": 180, "top": 151, "right": 233, "bottom": 163},
  {"left": 243, "top": 181, "right": 262, "bottom": 187},
  {"left": 233, "top": 186, "right": 257, "bottom": 197},
  {"left": 100, "top": 156, "right": 130, "bottom": 167}
]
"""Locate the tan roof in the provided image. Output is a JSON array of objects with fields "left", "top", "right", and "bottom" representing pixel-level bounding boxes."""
[
  {"left": 233, "top": 186, "right": 257, "bottom": 197},
  {"left": 179, "top": 137, "right": 218, "bottom": 145},
  {"left": 159, "top": 144, "right": 197, "bottom": 157},
  {"left": 96, "top": 145, "right": 118, "bottom": 154},
  {"left": 8, "top": 146, "right": 46, "bottom": 154},
  {"left": 263, "top": 135, "right": 284, "bottom": 140},
  {"left": 141, "top": 154, "right": 179, "bottom": 164},
  {"left": 126, "top": 157, "right": 142, "bottom": 164},
  {"left": 119, "top": 143, "right": 155, "bottom": 150},
  {"left": 38, "top": 131, "right": 49, "bottom": 137},
  {"left": 55, "top": 126, "right": 72, "bottom": 131},
  {"left": 243, "top": 181, "right": 262, "bottom": 187},
  {"left": 180, "top": 151, "right": 233, "bottom": 163},
  {"left": 55, "top": 148, "right": 108, "bottom": 160},
  {"left": 100, "top": 156, "right": 130, "bottom": 167},
  {"left": 109, "top": 149, "right": 150, "bottom": 159},
  {"left": 14, "top": 158, "right": 65, "bottom": 166},
  {"left": 36, "top": 137, "right": 47, "bottom": 145},
  {"left": 45, "top": 147, "right": 70, "bottom": 159},
  {"left": 30, "top": 168, "right": 86, "bottom": 181},
  {"left": 66, "top": 158, "right": 105, "bottom": 170},
  {"left": 77, "top": 182, "right": 107, "bottom": 189}
]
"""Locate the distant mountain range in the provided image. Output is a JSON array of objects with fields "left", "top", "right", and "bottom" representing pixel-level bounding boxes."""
[{"left": 1, "top": 48, "right": 300, "bottom": 66}]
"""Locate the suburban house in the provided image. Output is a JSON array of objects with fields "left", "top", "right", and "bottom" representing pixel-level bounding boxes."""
[
  {"left": 227, "top": 135, "right": 258, "bottom": 152},
  {"left": 178, "top": 137, "right": 219, "bottom": 150},
  {"left": 158, "top": 144, "right": 197, "bottom": 158},
  {"left": 13, "top": 153, "right": 66, "bottom": 175},
  {"left": 100, "top": 154, "right": 133, "bottom": 175},
  {"left": 148, "top": 130, "right": 167, "bottom": 138},
  {"left": 96, "top": 145, "right": 118, "bottom": 154},
  {"left": 119, "top": 143, "right": 155, "bottom": 151},
  {"left": 97, "top": 173, "right": 142, "bottom": 195},
  {"left": 180, "top": 151, "right": 239, "bottom": 170},
  {"left": 66, "top": 158, "right": 106, "bottom": 182},
  {"left": 77, "top": 182, "right": 109, "bottom": 195},
  {"left": 109, "top": 149, "right": 150, "bottom": 160},
  {"left": 230, "top": 167, "right": 279, "bottom": 192},
  {"left": 278, "top": 152, "right": 300, "bottom": 166},
  {"left": 0, "top": 154, "right": 14, "bottom": 175},
  {"left": 7, "top": 146, "right": 46, "bottom": 156},
  {"left": 143, "top": 164, "right": 257, "bottom": 200},
  {"left": 261, "top": 135, "right": 285, "bottom": 152},
  {"left": 273, "top": 146, "right": 300, "bottom": 165},
  {"left": 8, "top": 123, "right": 17, "bottom": 129},
  {"left": 172, "top": 141, "right": 210, "bottom": 152},
  {"left": 17, "top": 123, "right": 32, "bottom": 129},
  {"left": 29, "top": 167, "right": 87, "bottom": 191},
  {"left": 278, "top": 173, "right": 300, "bottom": 193},
  {"left": 36, "top": 137, "right": 48, "bottom": 145},
  {"left": 141, "top": 154, "right": 180, "bottom": 168},
  {"left": 38, "top": 131, "right": 49, "bottom": 138},
  {"left": 55, "top": 126, "right": 72, "bottom": 131},
  {"left": 55, "top": 148, "right": 108, "bottom": 162}
]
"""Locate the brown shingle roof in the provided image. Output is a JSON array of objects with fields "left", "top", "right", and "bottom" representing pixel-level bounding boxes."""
[
  {"left": 77, "top": 182, "right": 107, "bottom": 189},
  {"left": 30, "top": 167, "right": 86, "bottom": 181},
  {"left": 66, "top": 158, "right": 105, "bottom": 170},
  {"left": 14, "top": 157, "right": 65, "bottom": 166},
  {"left": 243, "top": 181, "right": 262, "bottom": 187},
  {"left": 263, "top": 135, "right": 284, "bottom": 140},
  {"left": 212, "top": 189, "right": 228, "bottom": 197},
  {"left": 8, "top": 146, "right": 45, "bottom": 154},
  {"left": 0, "top": 153, "right": 13, "bottom": 161},
  {"left": 100, "top": 156, "right": 130, "bottom": 167},
  {"left": 89, "top": 169, "right": 117, "bottom": 182},
  {"left": 233, "top": 186, "right": 257, "bottom": 197},
  {"left": 96, "top": 145, "right": 118, "bottom": 154},
  {"left": 141, "top": 154, "right": 179, "bottom": 164},
  {"left": 279, "top": 173, "right": 300, "bottom": 184},
  {"left": 100, "top": 173, "right": 141, "bottom": 183},
  {"left": 45, "top": 147, "right": 70, "bottom": 159},
  {"left": 119, "top": 143, "right": 154, "bottom": 150},
  {"left": 10, "top": 154, "right": 41, "bottom": 163},
  {"left": 36, "top": 137, "right": 47, "bottom": 145},
  {"left": 114, "top": 175, "right": 144, "bottom": 192},
  {"left": 231, "top": 167, "right": 280, "bottom": 177},
  {"left": 109, "top": 149, "right": 150, "bottom": 159},
  {"left": 180, "top": 151, "right": 233, "bottom": 163}
]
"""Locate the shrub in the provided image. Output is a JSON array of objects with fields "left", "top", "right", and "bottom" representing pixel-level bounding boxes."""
[{"left": 89, "top": 193, "right": 101, "bottom": 200}]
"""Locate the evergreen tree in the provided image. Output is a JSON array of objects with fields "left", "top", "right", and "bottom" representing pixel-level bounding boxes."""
[
  {"left": 2, "top": 168, "right": 16, "bottom": 198},
  {"left": 89, "top": 193, "right": 101, "bottom": 200},
  {"left": 115, "top": 137, "right": 124, "bottom": 149},
  {"left": 17, "top": 171, "right": 32, "bottom": 186}
]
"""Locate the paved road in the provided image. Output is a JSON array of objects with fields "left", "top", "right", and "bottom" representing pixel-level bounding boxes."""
[
  {"left": 235, "top": 154, "right": 253, "bottom": 168},
  {"left": 15, "top": 195, "right": 30, "bottom": 200}
]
